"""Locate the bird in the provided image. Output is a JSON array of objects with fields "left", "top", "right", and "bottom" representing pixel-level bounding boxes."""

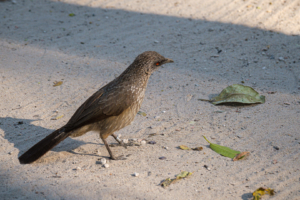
[{"left": 18, "top": 51, "right": 174, "bottom": 164}]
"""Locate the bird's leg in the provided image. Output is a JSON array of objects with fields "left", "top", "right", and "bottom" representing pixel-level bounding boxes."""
[
  {"left": 101, "top": 137, "right": 126, "bottom": 160},
  {"left": 111, "top": 133, "right": 122, "bottom": 144},
  {"left": 111, "top": 133, "right": 128, "bottom": 149}
]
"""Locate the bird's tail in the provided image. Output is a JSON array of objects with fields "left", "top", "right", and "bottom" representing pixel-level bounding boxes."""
[{"left": 18, "top": 127, "right": 70, "bottom": 164}]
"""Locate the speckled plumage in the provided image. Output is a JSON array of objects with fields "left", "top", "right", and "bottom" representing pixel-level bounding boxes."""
[{"left": 19, "top": 51, "right": 173, "bottom": 164}]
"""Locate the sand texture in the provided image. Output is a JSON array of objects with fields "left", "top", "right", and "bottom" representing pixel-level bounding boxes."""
[{"left": 1, "top": 0, "right": 300, "bottom": 199}]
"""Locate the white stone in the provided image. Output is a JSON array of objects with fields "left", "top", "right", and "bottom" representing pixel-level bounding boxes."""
[
  {"left": 103, "top": 164, "right": 109, "bottom": 168},
  {"left": 100, "top": 158, "right": 107, "bottom": 165},
  {"left": 133, "top": 172, "right": 139, "bottom": 177}
]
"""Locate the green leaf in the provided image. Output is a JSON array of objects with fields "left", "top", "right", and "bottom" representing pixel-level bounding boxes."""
[
  {"left": 69, "top": 13, "right": 75, "bottom": 17},
  {"left": 137, "top": 111, "right": 147, "bottom": 116},
  {"left": 211, "top": 84, "right": 265, "bottom": 105},
  {"left": 203, "top": 136, "right": 240, "bottom": 158},
  {"left": 253, "top": 187, "right": 275, "bottom": 200},
  {"left": 160, "top": 171, "right": 192, "bottom": 188}
]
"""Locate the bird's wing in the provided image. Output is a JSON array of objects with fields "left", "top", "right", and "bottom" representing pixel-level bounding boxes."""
[{"left": 64, "top": 84, "right": 134, "bottom": 131}]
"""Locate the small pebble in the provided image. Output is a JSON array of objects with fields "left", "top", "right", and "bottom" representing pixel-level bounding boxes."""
[
  {"left": 148, "top": 141, "right": 156, "bottom": 145},
  {"left": 123, "top": 139, "right": 128, "bottom": 144},
  {"left": 204, "top": 165, "right": 211, "bottom": 171},
  {"left": 75, "top": 167, "right": 81, "bottom": 170},
  {"left": 148, "top": 171, "right": 152, "bottom": 176},
  {"left": 159, "top": 156, "right": 167, "bottom": 160},
  {"left": 100, "top": 158, "right": 107, "bottom": 165},
  {"left": 273, "top": 146, "right": 280, "bottom": 150},
  {"left": 278, "top": 57, "right": 284, "bottom": 61},
  {"left": 141, "top": 140, "right": 146, "bottom": 145},
  {"left": 103, "top": 164, "right": 109, "bottom": 168},
  {"left": 133, "top": 172, "right": 139, "bottom": 177}
]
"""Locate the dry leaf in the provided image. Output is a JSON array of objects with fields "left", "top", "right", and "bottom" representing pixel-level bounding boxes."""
[
  {"left": 137, "top": 111, "right": 147, "bottom": 116},
  {"left": 191, "top": 147, "right": 203, "bottom": 151},
  {"left": 160, "top": 171, "right": 192, "bottom": 188},
  {"left": 233, "top": 151, "right": 250, "bottom": 161},
  {"left": 179, "top": 145, "right": 191, "bottom": 150},
  {"left": 53, "top": 81, "right": 63, "bottom": 87},
  {"left": 51, "top": 114, "right": 64, "bottom": 120}
]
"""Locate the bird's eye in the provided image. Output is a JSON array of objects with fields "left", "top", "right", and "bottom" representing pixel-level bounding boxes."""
[{"left": 155, "top": 62, "right": 160, "bottom": 66}]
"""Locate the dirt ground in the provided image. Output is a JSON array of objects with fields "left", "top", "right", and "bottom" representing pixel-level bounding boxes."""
[{"left": 1, "top": 0, "right": 300, "bottom": 199}]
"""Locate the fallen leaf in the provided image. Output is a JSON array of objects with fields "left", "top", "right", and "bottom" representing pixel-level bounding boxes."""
[
  {"left": 211, "top": 84, "right": 265, "bottom": 105},
  {"left": 253, "top": 187, "right": 275, "bottom": 200},
  {"left": 51, "top": 114, "right": 64, "bottom": 120},
  {"left": 69, "top": 13, "right": 75, "bottom": 17},
  {"left": 191, "top": 147, "right": 203, "bottom": 151},
  {"left": 137, "top": 111, "right": 147, "bottom": 116},
  {"left": 160, "top": 171, "right": 192, "bottom": 188},
  {"left": 53, "top": 81, "right": 63, "bottom": 87},
  {"left": 203, "top": 136, "right": 240, "bottom": 159},
  {"left": 179, "top": 145, "right": 191, "bottom": 150},
  {"left": 233, "top": 151, "right": 250, "bottom": 161}
]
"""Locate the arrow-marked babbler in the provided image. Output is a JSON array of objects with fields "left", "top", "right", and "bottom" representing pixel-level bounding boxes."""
[{"left": 18, "top": 51, "right": 174, "bottom": 164}]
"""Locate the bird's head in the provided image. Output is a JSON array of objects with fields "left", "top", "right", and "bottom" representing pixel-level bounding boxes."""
[{"left": 131, "top": 51, "right": 174, "bottom": 75}]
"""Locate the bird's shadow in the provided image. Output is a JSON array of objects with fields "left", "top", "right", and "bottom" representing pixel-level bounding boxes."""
[{"left": 0, "top": 117, "right": 98, "bottom": 158}]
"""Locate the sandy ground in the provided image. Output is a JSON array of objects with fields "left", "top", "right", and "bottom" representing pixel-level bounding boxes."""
[{"left": 1, "top": 0, "right": 300, "bottom": 199}]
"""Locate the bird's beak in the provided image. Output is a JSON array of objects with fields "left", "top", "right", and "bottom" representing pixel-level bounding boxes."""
[{"left": 164, "top": 58, "right": 174, "bottom": 63}]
